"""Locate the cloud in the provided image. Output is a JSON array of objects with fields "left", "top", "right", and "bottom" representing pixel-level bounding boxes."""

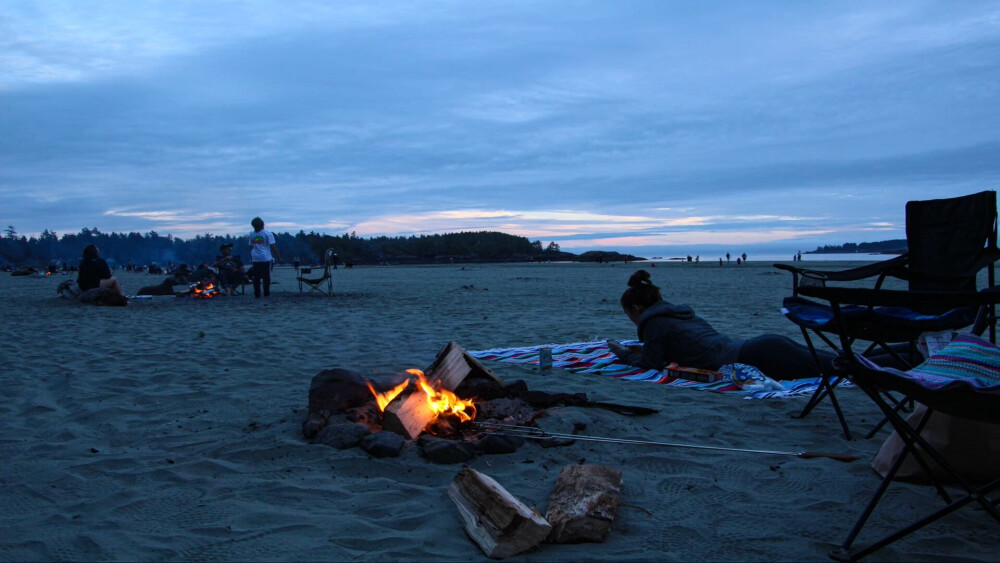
[{"left": 1, "top": 1, "right": 999, "bottom": 255}]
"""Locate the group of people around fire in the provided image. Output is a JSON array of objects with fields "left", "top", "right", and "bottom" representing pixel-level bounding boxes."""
[{"left": 75, "top": 217, "right": 282, "bottom": 301}]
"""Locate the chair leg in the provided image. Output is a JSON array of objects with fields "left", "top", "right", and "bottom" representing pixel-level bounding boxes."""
[
  {"left": 789, "top": 327, "right": 854, "bottom": 439},
  {"left": 833, "top": 390, "right": 1000, "bottom": 561},
  {"left": 863, "top": 393, "right": 913, "bottom": 439}
]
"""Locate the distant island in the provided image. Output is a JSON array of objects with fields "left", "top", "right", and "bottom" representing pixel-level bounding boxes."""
[{"left": 806, "top": 239, "right": 907, "bottom": 255}]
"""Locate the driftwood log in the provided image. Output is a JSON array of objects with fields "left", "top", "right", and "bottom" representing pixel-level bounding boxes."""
[
  {"left": 383, "top": 341, "right": 501, "bottom": 439},
  {"left": 545, "top": 464, "right": 622, "bottom": 544},
  {"left": 448, "top": 467, "right": 551, "bottom": 559}
]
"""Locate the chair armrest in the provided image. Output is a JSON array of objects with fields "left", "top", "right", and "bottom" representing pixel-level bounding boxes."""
[{"left": 773, "top": 254, "right": 909, "bottom": 283}]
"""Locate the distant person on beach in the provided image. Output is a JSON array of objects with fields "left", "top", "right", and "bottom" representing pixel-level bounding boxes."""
[
  {"left": 212, "top": 243, "right": 245, "bottom": 296},
  {"left": 77, "top": 245, "right": 124, "bottom": 296},
  {"left": 190, "top": 263, "right": 216, "bottom": 285},
  {"left": 608, "top": 269, "right": 836, "bottom": 380},
  {"left": 248, "top": 217, "right": 282, "bottom": 298},
  {"left": 136, "top": 264, "right": 192, "bottom": 296}
]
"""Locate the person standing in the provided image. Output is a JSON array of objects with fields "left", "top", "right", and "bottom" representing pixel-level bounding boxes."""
[{"left": 248, "top": 217, "right": 282, "bottom": 297}]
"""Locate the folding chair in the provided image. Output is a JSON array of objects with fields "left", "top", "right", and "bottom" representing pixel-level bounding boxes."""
[
  {"left": 297, "top": 249, "right": 335, "bottom": 296},
  {"left": 799, "top": 285, "right": 1000, "bottom": 561},
  {"left": 774, "top": 191, "right": 999, "bottom": 439},
  {"left": 231, "top": 267, "right": 249, "bottom": 296}
]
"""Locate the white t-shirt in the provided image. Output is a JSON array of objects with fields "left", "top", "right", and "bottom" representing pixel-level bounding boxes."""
[{"left": 249, "top": 229, "right": 275, "bottom": 263}]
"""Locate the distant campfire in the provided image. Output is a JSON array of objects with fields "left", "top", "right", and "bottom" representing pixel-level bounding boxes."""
[{"left": 188, "top": 281, "right": 219, "bottom": 299}]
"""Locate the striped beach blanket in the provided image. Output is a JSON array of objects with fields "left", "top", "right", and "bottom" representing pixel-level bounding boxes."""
[
  {"left": 857, "top": 333, "right": 1000, "bottom": 393},
  {"left": 468, "top": 340, "right": 835, "bottom": 400}
]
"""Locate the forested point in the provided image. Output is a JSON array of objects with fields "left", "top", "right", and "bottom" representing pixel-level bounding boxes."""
[
  {"left": 806, "top": 239, "right": 907, "bottom": 255},
  {"left": 0, "top": 226, "right": 639, "bottom": 269}
]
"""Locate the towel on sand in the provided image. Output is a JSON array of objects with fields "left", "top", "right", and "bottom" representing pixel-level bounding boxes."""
[{"left": 469, "top": 341, "right": 835, "bottom": 399}]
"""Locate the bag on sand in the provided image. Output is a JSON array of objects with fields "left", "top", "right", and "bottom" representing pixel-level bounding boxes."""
[{"left": 871, "top": 403, "right": 1000, "bottom": 484}]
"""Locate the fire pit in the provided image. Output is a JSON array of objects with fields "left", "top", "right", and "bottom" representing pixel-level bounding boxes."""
[{"left": 301, "top": 342, "right": 656, "bottom": 463}]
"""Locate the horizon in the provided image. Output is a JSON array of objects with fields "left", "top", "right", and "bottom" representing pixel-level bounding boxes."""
[
  {"left": 2, "top": 224, "right": 897, "bottom": 264},
  {"left": 3, "top": 2, "right": 999, "bottom": 254}
]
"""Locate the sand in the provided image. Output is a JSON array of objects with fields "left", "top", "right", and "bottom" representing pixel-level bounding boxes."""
[{"left": 0, "top": 261, "right": 995, "bottom": 562}]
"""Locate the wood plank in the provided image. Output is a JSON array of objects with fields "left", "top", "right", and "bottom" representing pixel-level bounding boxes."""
[
  {"left": 448, "top": 467, "right": 551, "bottom": 559},
  {"left": 544, "top": 464, "right": 622, "bottom": 544},
  {"left": 382, "top": 342, "right": 475, "bottom": 439}
]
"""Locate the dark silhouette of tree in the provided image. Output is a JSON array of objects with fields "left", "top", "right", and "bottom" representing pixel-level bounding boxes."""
[{"left": 0, "top": 227, "right": 610, "bottom": 267}]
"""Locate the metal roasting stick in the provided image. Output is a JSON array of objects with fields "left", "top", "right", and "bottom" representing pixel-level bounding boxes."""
[{"left": 472, "top": 422, "right": 859, "bottom": 462}]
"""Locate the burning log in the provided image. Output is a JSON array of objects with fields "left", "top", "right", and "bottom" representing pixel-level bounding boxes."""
[
  {"left": 380, "top": 382, "right": 441, "bottom": 440},
  {"left": 448, "top": 467, "right": 551, "bottom": 559},
  {"left": 188, "top": 281, "right": 219, "bottom": 298},
  {"left": 382, "top": 341, "right": 499, "bottom": 439},
  {"left": 544, "top": 465, "right": 622, "bottom": 544}
]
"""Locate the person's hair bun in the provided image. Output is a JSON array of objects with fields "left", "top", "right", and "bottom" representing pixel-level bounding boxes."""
[{"left": 627, "top": 269, "right": 652, "bottom": 288}]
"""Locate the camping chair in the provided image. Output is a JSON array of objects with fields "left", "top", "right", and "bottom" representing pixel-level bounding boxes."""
[
  {"left": 798, "top": 285, "right": 1000, "bottom": 561},
  {"left": 297, "top": 249, "right": 335, "bottom": 296},
  {"left": 774, "top": 190, "right": 999, "bottom": 439},
  {"left": 230, "top": 267, "right": 249, "bottom": 295}
]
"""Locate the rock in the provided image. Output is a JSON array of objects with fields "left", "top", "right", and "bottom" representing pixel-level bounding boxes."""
[
  {"left": 302, "top": 412, "right": 328, "bottom": 440},
  {"left": 303, "top": 368, "right": 408, "bottom": 438},
  {"left": 475, "top": 433, "right": 525, "bottom": 455},
  {"left": 314, "top": 422, "right": 371, "bottom": 449},
  {"left": 545, "top": 464, "right": 623, "bottom": 544},
  {"left": 418, "top": 435, "right": 477, "bottom": 464},
  {"left": 474, "top": 398, "right": 539, "bottom": 426},
  {"left": 360, "top": 431, "right": 406, "bottom": 458},
  {"left": 453, "top": 377, "right": 506, "bottom": 401}
]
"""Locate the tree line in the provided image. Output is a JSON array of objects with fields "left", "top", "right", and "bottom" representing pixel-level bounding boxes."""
[
  {"left": 0, "top": 225, "right": 602, "bottom": 268},
  {"left": 808, "top": 239, "right": 907, "bottom": 255}
]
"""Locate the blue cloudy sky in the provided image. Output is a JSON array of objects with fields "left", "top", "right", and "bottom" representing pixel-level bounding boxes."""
[{"left": 2, "top": 1, "right": 999, "bottom": 257}]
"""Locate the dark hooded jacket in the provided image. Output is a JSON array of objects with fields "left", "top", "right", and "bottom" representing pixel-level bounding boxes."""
[
  {"left": 77, "top": 256, "right": 112, "bottom": 291},
  {"left": 626, "top": 300, "right": 744, "bottom": 370}
]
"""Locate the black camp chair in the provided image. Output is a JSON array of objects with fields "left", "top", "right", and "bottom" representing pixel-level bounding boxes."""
[
  {"left": 297, "top": 249, "right": 335, "bottom": 296},
  {"left": 774, "top": 191, "right": 999, "bottom": 439},
  {"left": 798, "top": 285, "right": 1000, "bottom": 561}
]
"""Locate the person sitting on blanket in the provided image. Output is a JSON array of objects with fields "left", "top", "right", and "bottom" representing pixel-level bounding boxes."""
[
  {"left": 77, "top": 244, "right": 124, "bottom": 297},
  {"left": 609, "top": 269, "right": 835, "bottom": 381}
]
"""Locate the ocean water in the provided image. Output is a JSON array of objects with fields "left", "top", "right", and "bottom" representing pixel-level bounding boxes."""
[{"left": 642, "top": 252, "right": 893, "bottom": 263}]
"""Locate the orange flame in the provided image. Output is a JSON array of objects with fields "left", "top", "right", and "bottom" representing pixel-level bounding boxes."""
[
  {"left": 367, "top": 368, "right": 476, "bottom": 425},
  {"left": 190, "top": 282, "right": 218, "bottom": 299},
  {"left": 367, "top": 379, "right": 411, "bottom": 412},
  {"left": 414, "top": 370, "right": 476, "bottom": 423}
]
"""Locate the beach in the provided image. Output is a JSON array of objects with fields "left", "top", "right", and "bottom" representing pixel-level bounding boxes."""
[{"left": 0, "top": 260, "right": 995, "bottom": 562}]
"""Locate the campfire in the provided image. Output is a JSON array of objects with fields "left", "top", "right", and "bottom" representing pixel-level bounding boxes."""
[
  {"left": 188, "top": 281, "right": 219, "bottom": 299},
  {"left": 368, "top": 367, "right": 478, "bottom": 438},
  {"left": 302, "top": 341, "right": 655, "bottom": 464}
]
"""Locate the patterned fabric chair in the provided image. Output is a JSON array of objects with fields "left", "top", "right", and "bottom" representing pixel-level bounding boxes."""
[{"left": 800, "top": 285, "right": 1000, "bottom": 561}]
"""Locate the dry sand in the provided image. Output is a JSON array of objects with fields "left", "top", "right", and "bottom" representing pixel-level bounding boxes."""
[{"left": 0, "top": 261, "right": 995, "bottom": 561}]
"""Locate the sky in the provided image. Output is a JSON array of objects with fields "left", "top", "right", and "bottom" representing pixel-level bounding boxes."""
[{"left": 2, "top": 1, "right": 999, "bottom": 258}]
